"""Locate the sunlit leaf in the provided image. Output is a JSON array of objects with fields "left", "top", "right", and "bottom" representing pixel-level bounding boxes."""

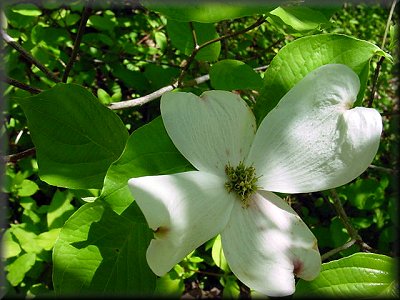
[
  {"left": 267, "top": 6, "right": 333, "bottom": 36},
  {"left": 52, "top": 200, "right": 155, "bottom": 296},
  {"left": 167, "top": 20, "right": 220, "bottom": 61},
  {"left": 6, "top": 253, "right": 36, "bottom": 286},
  {"left": 11, "top": 4, "right": 42, "bottom": 17},
  {"left": 47, "top": 190, "right": 75, "bottom": 230},
  {"left": 211, "top": 235, "right": 229, "bottom": 272},
  {"left": 101, "top": 116, "right": 193, "bottom": 214},
  {"left": 141, "top": 1, "right": 275, "bottom": 23},
  {"left": 2, "top": 229, "right": 21, "bottom": 259},
  {"left": 295, "top": 253, "right": 397, "bottom": 297},
  {"left": 210, "top": 59, "right": 263, "bottom": 90},
  {"left": 254, "top": 34, "right": 391, "bottom": 123},
  {"left": 17, "top": 84, "right": 129, "bottom": 189}
]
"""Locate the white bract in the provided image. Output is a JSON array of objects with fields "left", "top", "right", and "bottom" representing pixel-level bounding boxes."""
[{"left": 128, "top": 64, "right": 382, "bottom": 296}]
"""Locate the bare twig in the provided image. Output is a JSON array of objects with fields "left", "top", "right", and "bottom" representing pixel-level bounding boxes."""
[
  {"left": 109, "top": 82, "right": 177, "bottom": 110},
  {"left": 108, "top": 61, "right": 268, "bottom": 111},
  {"left": 177, "top": 16, "right": 267, "bottom": 86},
  {"left": 1, "top": 29, "right": 61, "bottom": 83},
  {"left": 321, "top": 239, "right": 357, "bottom": 261},
  {"left": 367, "top": 56, "right": 385, "bottom": 108},
  {"left": 329, "top": 189, "right": 374, "bottom": 252},
  {"left": 368, "top": 164, "right": 398, "bottom": 174},
  {"left": 1, "top": 147, "right": 36, "bottom": 164},
  {"left": 4, "top": 77, "right": 42, "bottom": 94},
  {"left": 108, "top": 74, "right": 211, "bottom": 110},
  {"left": 62, "top": 3, "right": 93, "bottom": 82},
  {"left": 366, "top": 0, "right": 397, "bottom": 108}
]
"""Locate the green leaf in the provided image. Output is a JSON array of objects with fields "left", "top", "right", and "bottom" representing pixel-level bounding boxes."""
[
  {"left": 167, "top": 20, "right": 220, "bottom": 61},
  {"left": 97, "top": 88, "right": 113, "bottom": 105},
  {"left": 267, "top": 6, "right": 331, "bottom": 36},
  {"left": 16, "top": 179, "right": 38, "bottom": 197},
  {"left": 254, "top": 34, "right": 390, "bottom": 123},
  {"left": 35, "top": 229, "right": 61, "bottom": 251},
  {"left": 154, "top": 31, "right": 167, "bottom": 51},
  {"left": 340, "top": 178, "right": 387, "bottom": 210},
  {"left": 17, "top": 83, "right": 129, "bottom": 189},
  {"left": 11, "top": 225, "right": 43, "bottom": 254},
  {"left": 222, "top": 276, "right": 241, "bottom": 298},
  {"left": 2, "top": 229, "right": 21, "bottom": 259},
  {"left": 52, "top": 200, "right": 155, "bottom": 296},
  {"left": 154, "top": 270, "right": 184, "bottom": 296},
  {"left": 142, "top": 1, "right": 274, "bottom": 23},
  {"left": 47, "top": 190, "right": 75, "bottom": 229},
  {"left": 144, "top": 64, "right": 180, "bottom": 90},
  {"left": 11, "top": 4, "right": 42, "bottom": 17},
  {"left": 101, "top": 116, "right": 193, "bottom": 214},
  {"left": 111, "top": 65, "right": 150, "bottom": 91},
  {"left": 6, "top": 253, "right": 36, "bottom": 286},
  {"left": 211, "top": 235, "right": 229, "bottom": 272},
  {"left": 210, "top": 59, "right": 263, "bottom": 91},
  {"left": 88, "top": 13, "right": 116, "bottom": 32},
  {"left": 295, "top": 253, "right": 397, "bottom": 297}
]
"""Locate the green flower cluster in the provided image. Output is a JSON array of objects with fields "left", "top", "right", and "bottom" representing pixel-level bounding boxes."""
[{"left": 224, "top": 161, "right": 259, "bottom": 207}]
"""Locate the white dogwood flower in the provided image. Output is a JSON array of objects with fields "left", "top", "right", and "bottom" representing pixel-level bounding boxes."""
[{"left": 128, "top": 64, "right": 382, "bottom": 296}]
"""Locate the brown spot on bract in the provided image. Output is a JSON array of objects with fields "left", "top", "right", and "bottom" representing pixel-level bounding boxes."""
[
  {"left": 226, "top": 149, "right": 230, "bottom": 156},
  {"left": 293, "top": 259, "right": 303, "bottom": 277},
  {"left": 154, "top": 226, "right": 169, "bottom": 238}
]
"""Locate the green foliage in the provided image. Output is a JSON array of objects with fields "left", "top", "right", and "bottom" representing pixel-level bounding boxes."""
[
  {"left": 52, "top": 200, "right": 155, "bottom": 296},
  {"left": 295, "top": 253, "right": 397, "bottom": 297},
  {"left": 254, "top": 34, "right": 390, "bottom": 123},
  {"left": 141, "top": 1, "right": 274, "bottom": 23},
  {"left": 167, "top": 20, "right": 221, "bottom": 61},
  {"left": 16, "top": 84, "right": 129, "bottom": 189},
  {"left": 210, "top": 59, "right": 263, "bottom": 90},
  {"left": 1, "top": 2, "right": 397, "bottom": 299},
  {"left": 100, "top": 116, "right": 194, "bottom": 214},
  {"left": 267, "top": 6, "right": 333, "bottom": 36}
]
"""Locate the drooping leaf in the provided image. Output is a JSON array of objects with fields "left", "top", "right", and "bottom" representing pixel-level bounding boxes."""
[
  {"left": 141, "top": 1, "right": 275, "bottom": 23},
  {"left": 111, "top": 64, "right": 150, "bottom": 91},
  {"left": 211, "top": 235, "right": 229, "bottom": 272},
  {"left": 210, "top": 59, "right": 263, "bottom": 90},
  {"left": 11, "top": 225, "right": 43, "bottom": 254},
  {"left": 339, "top": 177, "right": 388, "bottom": 210},
  {"left": 16, "top": 179, "right": 38, "bottom": 197},
  {"left": 154, "top": 271, "right": 185, "bottom": 296},
  {"left": 2, "top": 229, "right": 22, "bottom": 259},
  {"left": 5, "top": 253, "right": 36, "bottom": 286},
  {"left": 295, "top": 253, "right": 397, "bottom": 297},
  {"left": 47, "top": 190, "right": 75, "bottom": 230},
  {"left": 254, "top": 34, "right": 391, "bottom": 123},
  {"left": 267, "top": 6, "right": 333, "bottom": 36},
  {"left": 11, "top": 3, "right": 42, "bottom": 17},
  {"left": 52, "top": 200, "right": 155, "bottom": 296},
  {"left": 100, "top": 116, "right": 193, "bottom": 214},
  {"left": 167, "top": 20, "right": 220, "bottom": 61},
  {"left": 17, "top": 83, "right": 129, "bottom": 189},
  {"left": 52, "top": 116, "right": 192, "bottom": 295}
]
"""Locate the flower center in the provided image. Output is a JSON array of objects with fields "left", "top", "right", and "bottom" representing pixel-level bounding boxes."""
[{"left": 224, "top": 161, "right": 259, "bottom": 207}]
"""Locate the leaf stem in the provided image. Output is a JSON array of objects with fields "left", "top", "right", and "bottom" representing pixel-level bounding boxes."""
[
  {"left": 62, "top": 2, "right": 93, "bottom": 82},
  {"left": 177, "top": 15, "right": 267, "bottom": 86},
  {"left": 366, "top": 0, "right": 397, "bottom": 108},
  {"left": 1, "top": 29, "right": 61, "bottom": 83},
  {"left": 4, "top": 77, "right": 42, "bottom": 94},
  {"left": 108, "top": 63, "right": 268, "bottom": 110},
  {"left": 329, "top": 189, "right": 373, "bottom": 252},
  {"left": 1, "top": 147, "right": 36, "bottom": 164},
  {"left": 321, "top": 239, "right": 356, "bottom": 261},
  {"left": 368, "top": 164, "right": 398, "bottom": 174}
]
